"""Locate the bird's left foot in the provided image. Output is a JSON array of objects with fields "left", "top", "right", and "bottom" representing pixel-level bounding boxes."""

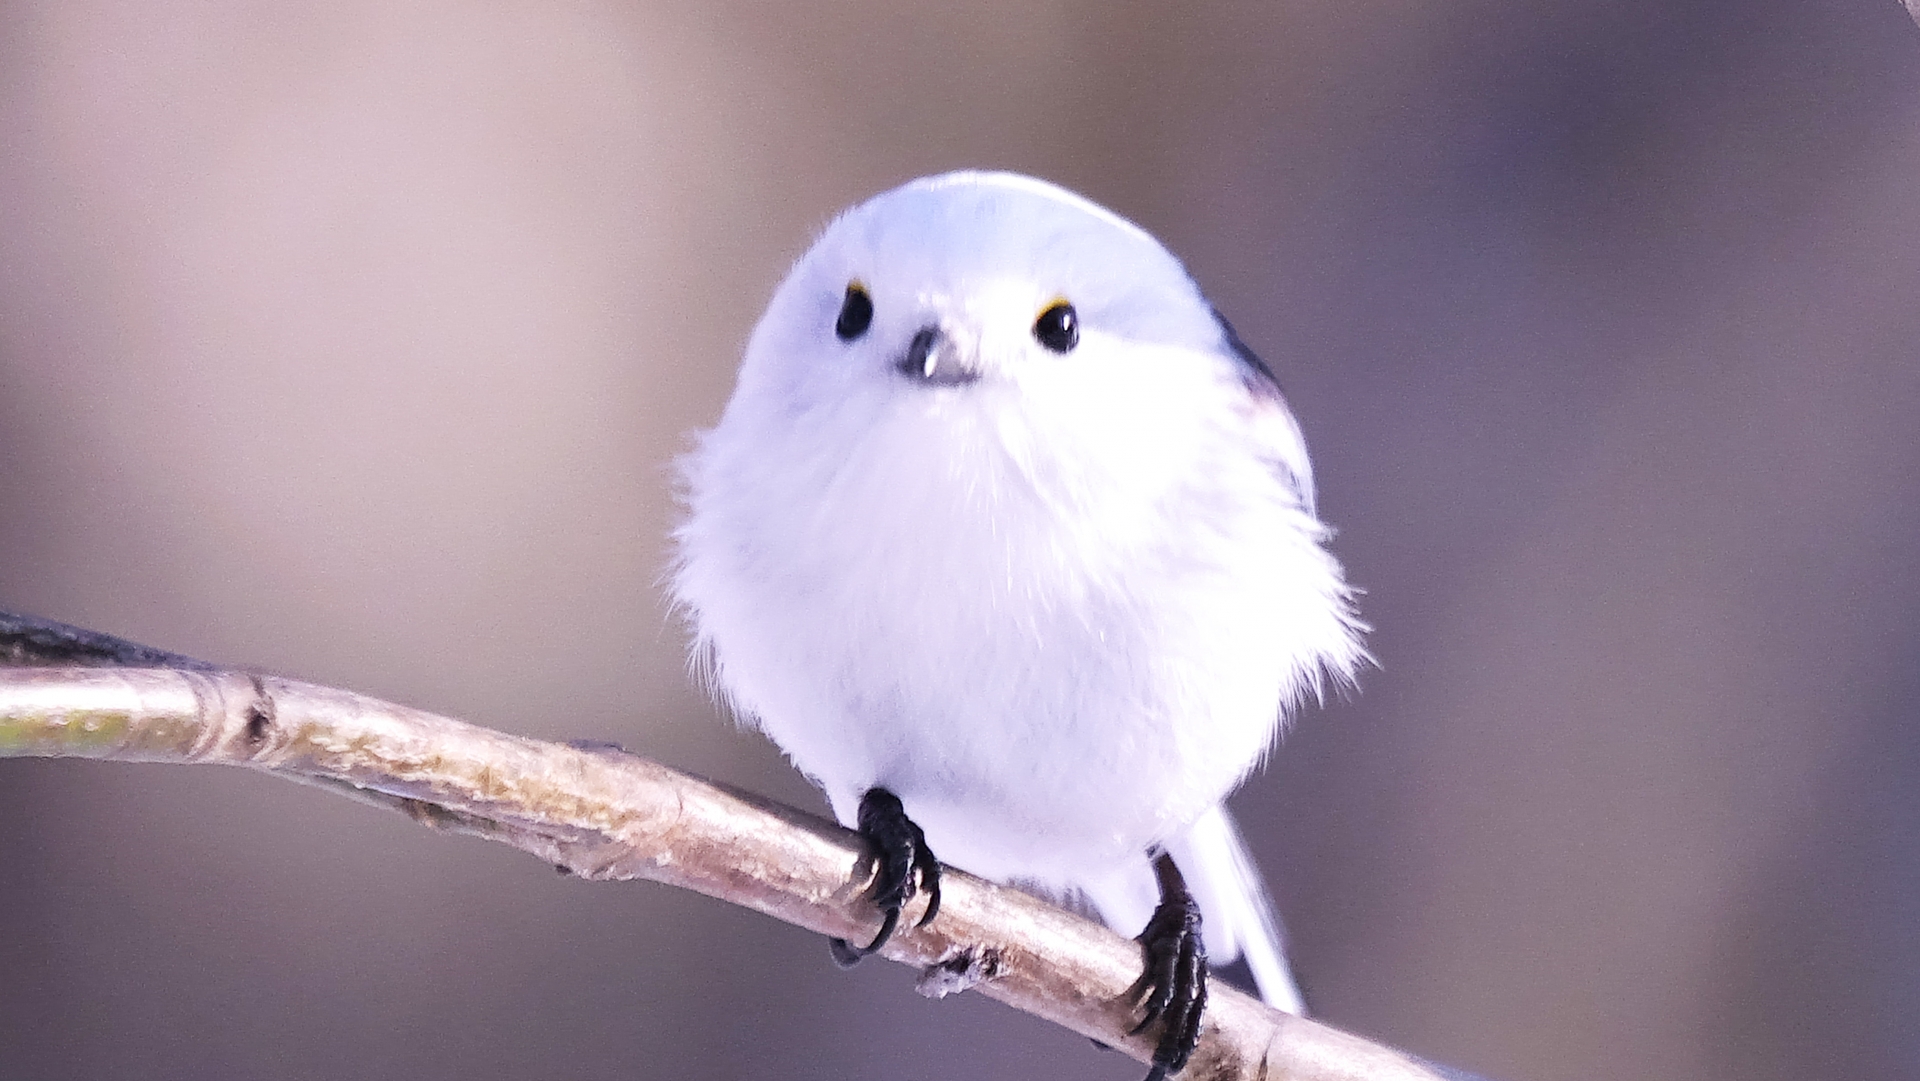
[
  {"left": 1131, "top": 852, "right": 1208, "bottom": 1081},
  {"left": 828, "top": 787, "right": 942, "bottom": 966}
]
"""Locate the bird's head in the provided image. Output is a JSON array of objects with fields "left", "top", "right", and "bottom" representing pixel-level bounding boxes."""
[{"left": 735, "top": 171, "right": 1236, "bottom": 407}]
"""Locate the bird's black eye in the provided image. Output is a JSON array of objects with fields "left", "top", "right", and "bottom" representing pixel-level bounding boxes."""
[
  {"left": 1033, "top": 301, "right": 1078, "bottom": 353},
  {"left": 835, "top": 283, "right": 874, "bottom": 341}
]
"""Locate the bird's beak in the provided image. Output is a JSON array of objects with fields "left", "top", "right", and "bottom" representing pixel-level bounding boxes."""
[{"left": 899, "top": 325, "right": 980, "bottom": 386}]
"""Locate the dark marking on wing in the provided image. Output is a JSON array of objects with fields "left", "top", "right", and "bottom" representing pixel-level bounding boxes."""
[
  {"left": 1209, "top": 307, "right": 1317, "bottom": 515},
  {"left": 1210, "top": 307, "right": 1285, "bottom": 400}
]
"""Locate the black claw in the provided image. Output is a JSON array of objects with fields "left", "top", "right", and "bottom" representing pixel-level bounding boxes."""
[
  {"left": 912, "top": 833, "right": 942, "bottom": 927},
  {"left": 827, "top": 787, "right": 942, "bottom": 965},
  {"left": 827, "top": 931, "right": 876, "bottom": 969},
  {"left": 1131, "top": 852, "right": 1208, "bottom": 1081}
]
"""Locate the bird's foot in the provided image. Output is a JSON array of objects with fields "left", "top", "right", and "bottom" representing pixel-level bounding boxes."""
[
  {"left": 1130, "top": 852, "right": 1208, "bottom": 1081},
  {"left": 828, "top": 787, "right": 942, "bottom": 966}
]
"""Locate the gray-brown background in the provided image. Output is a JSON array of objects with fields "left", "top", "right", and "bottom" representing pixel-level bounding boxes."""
[{"left": 4, "top": 3, "right": 1918, "bottom": 1080}]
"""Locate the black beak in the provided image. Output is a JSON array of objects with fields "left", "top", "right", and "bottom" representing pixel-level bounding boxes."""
[{"left": 899, "top": 326, "right": 979, "bottom": 386}]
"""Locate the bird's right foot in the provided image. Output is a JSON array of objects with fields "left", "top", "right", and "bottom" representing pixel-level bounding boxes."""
[
  {"left": 1131, "top": 851, "right": 1208, "bottom": 1081},
  {"left": 828, "top": 787, "right": 942, "bottom": 966}
]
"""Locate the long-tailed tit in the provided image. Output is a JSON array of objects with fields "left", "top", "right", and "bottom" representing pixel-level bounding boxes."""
[{"left": 673, "top": 171, "right": 1365, "bottom": 1079}]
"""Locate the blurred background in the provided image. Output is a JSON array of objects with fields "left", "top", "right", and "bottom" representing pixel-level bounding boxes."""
[{"left": 3, "top": 2, "right": 1918, "bottom": 1079}]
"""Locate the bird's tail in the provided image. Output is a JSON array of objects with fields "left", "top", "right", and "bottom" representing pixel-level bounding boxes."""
[{"left": 1166, "top": 805, "right": 1306, "bottom": 1015}]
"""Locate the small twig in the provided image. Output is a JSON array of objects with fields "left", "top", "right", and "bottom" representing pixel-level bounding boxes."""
[
  {"left": 0, "top": 616, "right": 1474, "bottom": 1081},
  {"left": 0, "top": 610, "right": 216, "bottom": 670}
]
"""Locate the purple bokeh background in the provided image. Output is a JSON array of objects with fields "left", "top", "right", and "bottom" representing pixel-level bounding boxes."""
[{"left": 5, "top": 3, "right": 1919, "bottom": 1079}]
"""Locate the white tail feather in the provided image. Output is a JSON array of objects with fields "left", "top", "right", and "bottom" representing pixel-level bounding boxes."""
[{"left": 1166, "top": 805, "right": 1306, "bottom": 1015}]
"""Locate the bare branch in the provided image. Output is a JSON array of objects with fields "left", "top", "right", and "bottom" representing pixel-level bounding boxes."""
[{"left": 0, "top": 662, "right": 1464, "bottom": 1081}]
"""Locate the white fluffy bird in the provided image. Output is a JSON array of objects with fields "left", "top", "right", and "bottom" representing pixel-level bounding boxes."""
[{"left": 673, "top": 171, "right": 1364, "bottom": 1076}]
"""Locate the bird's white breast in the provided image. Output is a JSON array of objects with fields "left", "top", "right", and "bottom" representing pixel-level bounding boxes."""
[{"left": 675, "top": 330, "right": 1355, "bottom": 890}]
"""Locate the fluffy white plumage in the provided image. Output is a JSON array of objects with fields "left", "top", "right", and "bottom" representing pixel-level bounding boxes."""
[{"left": 673, "top": 171, "right": 1364, "bottom": 1014}]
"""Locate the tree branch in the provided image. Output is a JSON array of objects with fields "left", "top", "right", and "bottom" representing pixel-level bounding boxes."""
[{"left": 0, "top": 615, "right": 1476, "bottom": 1081}]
